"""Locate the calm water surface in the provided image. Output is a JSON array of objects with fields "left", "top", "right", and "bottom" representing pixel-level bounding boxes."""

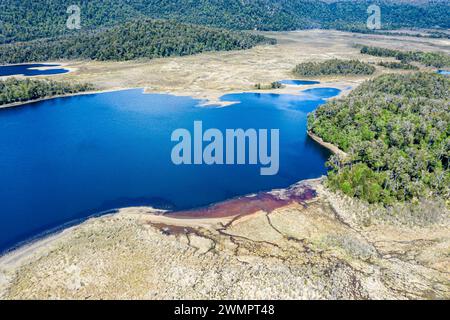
[
  {"left": 279, "top": 80, "right": 321, "bottom": 86},
  {"left": 0, "top": 64, "right": 70, "bottom": 77},
  {"left": 0, "top": 87, "right": 340, "bottom": 252}
]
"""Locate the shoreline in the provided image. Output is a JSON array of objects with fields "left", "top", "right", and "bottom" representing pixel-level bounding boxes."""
[
  {"left": 0, "top": 178, "right": 322, "bottom": 266},
  {"left": 0, "top": 178, "right": 320, "bottom": 271},
  {"left": 0, "top": 88, "right": 130, "bottom": 110},
  {"left": 307, "top": 131, "right": 348, "bottom": 159},
  {"left": 1, "top": 176, "right": 448, "bottom": 299},
  {"left": 0, "top": 82, "right": 349, "bottom": 258},
  {"left": 4, "top": 28, "right": 442, "bottom": 111},
  {"left": 0, "top": 79, "right": 354, "bottom": 110},
  {"left": 0, "top": 62, "right": 76, "bottom": 79}
]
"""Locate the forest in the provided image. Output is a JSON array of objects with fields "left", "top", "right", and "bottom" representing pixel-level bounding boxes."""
[
  {"left": 0, "top": 19, "right": 274, "bottom": 64},
  {"left": 377, "top": 61, "right": 418, "bottom": 70},
  {"left": 0, "top": 78, "right": 94, "bottom": 105},
  {"left": 293, "top": 59, "right": 376, "bottom": 77},
  {"left": 308, "top": 72, "right": 449, "bottom": 204},
  {"left": 347, "top": 29, "right": 450, "bottom": 40},
  {"left": 1, "top": 0, "right": 449, "bottom": 44},
  {"left": 360, "top": 45, "right": 450, "bottom": 68}
]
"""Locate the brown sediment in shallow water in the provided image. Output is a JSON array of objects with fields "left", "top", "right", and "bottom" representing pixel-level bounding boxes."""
[{"left": 168, "top": 184, "right": 317, "bottom": 219}]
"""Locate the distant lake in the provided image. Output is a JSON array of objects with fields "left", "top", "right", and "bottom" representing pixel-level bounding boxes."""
[
  {"left": 0, "top": 87, "right": 340, "bottom": 252},
  {"left": 280, "top": 80, "right": 321, "bottom": 86},
  {"left": 0, "top": 64, "right": 70, "bottom": 77}
]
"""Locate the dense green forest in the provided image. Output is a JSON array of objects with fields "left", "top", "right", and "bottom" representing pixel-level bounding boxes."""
[
  {"left": 293, "top": 59, "right": 376, "bottom": 77},
  {"left": 0, "top": 19, "right": 274, "bottom": 64},
  {"left": 1, "top": 0, "right": 449, "bottom": 44},
  {"left": 308, "top": 72, "right": 449, "bottom": 204},
  {"left": 361, "top": 46, "right": 450, "bottom": 68},
  {"left": 0, "top": 78, "right": 94, "bottom": 105}
]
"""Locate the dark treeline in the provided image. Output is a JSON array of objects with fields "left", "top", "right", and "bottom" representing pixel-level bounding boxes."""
[
  {"left": 0, "top": 78, "right": 94, "bottom": 105},
  {"left": 0, "top": 19, "right": 274, "bottom": 64},
  {"left": 254, "top": 82, "right": 284, "bottom": 90},
  {"left": 361, "top": 46, "right": 450, "bottom": 68},
  {"left": 377, "top": 61, "right": 419, "bottom": 70},
  {"left": 349, "top": 29, "right": 450, "bottom": 40},
  {"left": 308, "top": 72, "right": 449, "bottom": 204},
  {"left": 293, "top": 59, "right": 376, "bottom": 77},
  {"left": 1, "top": 0, "right": 449, "bottom": 44}
]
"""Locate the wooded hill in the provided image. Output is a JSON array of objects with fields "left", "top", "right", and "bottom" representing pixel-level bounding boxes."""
[
  {"left": 308, "top": 72, "right": 449, "bottom": 204},
  {"left": 0, "top": 19, "right": 274, "bottom": 64},
  {"left": 1, "top": 0, "right": 449, "bottom": 44}
]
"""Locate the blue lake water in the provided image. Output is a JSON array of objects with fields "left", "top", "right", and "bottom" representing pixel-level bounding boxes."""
[
  {"left": 0, "top": 64, "right": 70, "bottom": 77},
  {"left": 0, "top": 87, "right": 340, "bottom": 252},
  {"left": 279, "top": 80, "right": 321, "bottom": 86}
]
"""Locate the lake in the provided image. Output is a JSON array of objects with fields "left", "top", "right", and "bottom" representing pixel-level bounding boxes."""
[
  {"left": 279, "top": 80, "right": 321, "bottom": 86},
  {"left": 0, "top": 64, "right": 70, "bottom": 77},
  {"left": 0, "top": 87, "right": 340, "bottom": 252}
]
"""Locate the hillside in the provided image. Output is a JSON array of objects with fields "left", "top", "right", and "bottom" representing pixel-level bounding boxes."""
[
  {"left": 0, "top": 19, "right": 274, "bottom": 64},
  {"left": 1, "top": 0, "right": 449, "bottom": 44},
  {"left": 132, "top": 0, "right": 450, "bottom": 31}
]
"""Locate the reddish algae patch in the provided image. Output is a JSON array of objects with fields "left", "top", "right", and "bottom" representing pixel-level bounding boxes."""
[{"left": 168, "top": 184, "right": 317, "bottom": 219}]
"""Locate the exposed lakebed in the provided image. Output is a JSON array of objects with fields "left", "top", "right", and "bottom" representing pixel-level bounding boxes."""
[{"left": 0, "top": 86, "right": 340, "bottom": 252}]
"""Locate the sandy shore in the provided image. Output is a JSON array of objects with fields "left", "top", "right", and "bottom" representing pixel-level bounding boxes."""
[{"left": 1, "top": 179, "right": 448, "bottom": 299}]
